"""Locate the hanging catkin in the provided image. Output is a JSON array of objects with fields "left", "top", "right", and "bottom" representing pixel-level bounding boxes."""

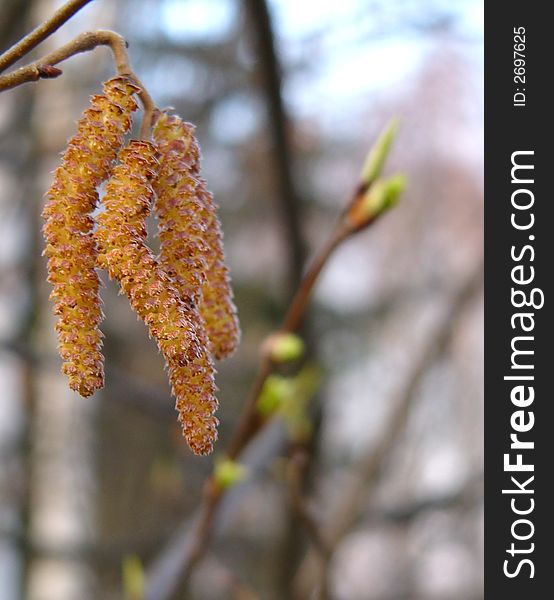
[
  {"left": 94, "top": 140, "right": 218, "bottom": 454},
  {"left": 153, "top": 113, "right": 240, "bottom": 360},
  {"left": 42, "top": 76, "right": 139, "bottom": 397}
]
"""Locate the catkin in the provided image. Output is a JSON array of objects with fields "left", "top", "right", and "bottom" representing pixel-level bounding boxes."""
[
  {"left": 153, "top": 113, "right": 240, "bottom": 359},
  {"left": 94, "top": 140, "right": 218, "bottom": 454},
  {"left": 196, "top": 184, "right": 241, "bottom": 359},
  {"left": 153, "top": 129, "right": 208, "bottom": 307},
  {"left": 42, "top": 76, "right": 139, "bottom": 397}
]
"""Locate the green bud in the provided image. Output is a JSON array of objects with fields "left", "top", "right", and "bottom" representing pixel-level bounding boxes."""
[
  {"left": 360, "top": 118, "right": 399, "bottom": 185},
  {"left": 257, "top": 374, "right": 295, "bottom": 416},
  {"left": 214, "top": 458, "right": 247, "bottom": 489},
  {"left": 122, "top": 555, "right": 145, "bottom": 600},
  {"left": 266, "top": 332, "right": 305, "bottom": 363},
  {"left": 360, "top": 173, "right": 406, "bottom": 219}
]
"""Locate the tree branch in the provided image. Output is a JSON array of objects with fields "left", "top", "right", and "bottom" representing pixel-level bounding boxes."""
[
  {"left": 0, "top": 30, "right": 125, "bottom": 92},
  {"left": 0, "top": 0, "right": 95, "bottom": 73},
  {"left": 0, "top": 29, "right": 157, "bottom": 137},
  {"left": 245, "top": 0, "right": 306, "bottom": 291}
]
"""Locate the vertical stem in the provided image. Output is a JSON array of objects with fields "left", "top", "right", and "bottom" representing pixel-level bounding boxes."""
[
  {"left": 244, "top": 0, "right": 305, "bottom": 293},
  {"left": 241, "top": 5, "right": 309, "bottom": 588},
  {"left": 281, "top": 225, "right": 350, "bottom": 333}
]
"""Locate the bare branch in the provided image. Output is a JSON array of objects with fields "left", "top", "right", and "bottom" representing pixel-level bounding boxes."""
[
  {"left": 0, "top": 30, "right": 129, "bottom": 92},
  {"left": 0, "top": 0, "right": 95, "bottom": 73},
  {"left": 0, "top": 29, "right": 157, "bottom": 138}
]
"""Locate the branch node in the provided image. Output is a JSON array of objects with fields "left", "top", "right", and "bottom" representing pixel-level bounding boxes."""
[{"left": 37, "top": 65, "right": 63, "bottom": 79}]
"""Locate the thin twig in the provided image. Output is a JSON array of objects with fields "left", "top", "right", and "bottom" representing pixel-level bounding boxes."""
[
  {"left": 0, "top": 0, "right": 95, "bottom": 73},
  {"left": 134, "top": 75, "right": 157, "bottom": 139},
  {"left": 0, "top": 29, "right": 158, "bottom": 138},
  {"left": 0, "top": 30, "right": 129, "bottom": 92}
]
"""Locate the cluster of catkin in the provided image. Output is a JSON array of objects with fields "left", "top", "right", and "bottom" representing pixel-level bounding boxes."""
[{"left": 42, "top": 76, "right": 240, "bottom": 455}]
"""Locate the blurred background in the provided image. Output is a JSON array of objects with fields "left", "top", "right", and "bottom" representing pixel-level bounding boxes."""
[{"left": 0, "top": 0, "right": 483, "bottom": 599}]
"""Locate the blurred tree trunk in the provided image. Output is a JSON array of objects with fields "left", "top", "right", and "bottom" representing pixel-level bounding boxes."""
[
  {"left": 243, "top": 3, "right": 328, "bottom": 598},
  {"left": 244, "top": 0, "right": 305, "bottom": 295},
  {"left": 19, "top": 3, "right": 104, "bottom": 599},
  {"left": 1, "top": 3, "right": 42, "bottom": 599},
  {"left": 0, "top": 0, "right": 35, "bottom": 53}
]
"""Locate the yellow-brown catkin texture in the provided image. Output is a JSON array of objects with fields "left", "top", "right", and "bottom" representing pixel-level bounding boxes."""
[
  {"left": 153, "top": 113, "right": 240, "bottom": 360},
  {"left": 94, "top": 140, "right": 218, "bottom": 454},
  {"left": 42, "top": 76, "right": 139, "bottom": 397}
]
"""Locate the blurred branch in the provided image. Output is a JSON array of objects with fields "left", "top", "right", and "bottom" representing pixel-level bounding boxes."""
[
  {"left": 245, "top": 0, "right": 306, "bottom": 291},
  {"left": 288, "top": 449, "right": 331, "bottom": 561},
  {"left": 0, "top": 0, "right": 95, "bottom": 73},
  {"left": 0, "top": 0, "right": 34, "bottom": 54},
  {"left": 365, "top": 470, "right": 483, "bottom": 526},
  {"left": 293, "top": 261, "right": 483, "bottom": 599},
  {"left": 245, "top": 0, "right": 353, "bottom": 570}
]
